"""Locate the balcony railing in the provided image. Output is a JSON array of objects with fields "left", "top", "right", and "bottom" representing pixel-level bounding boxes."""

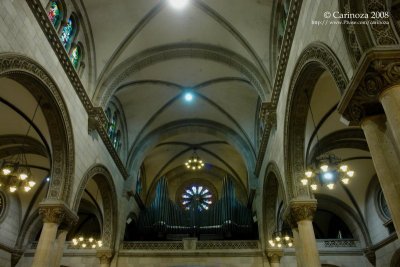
[{"left": 121, "top": 240, "right": 259, "bottom": 251}]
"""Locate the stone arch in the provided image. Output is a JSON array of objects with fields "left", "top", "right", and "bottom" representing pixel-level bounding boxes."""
[
  {"left": 284, "top": 42, "right": 349, "bottom": 198},
  {"left": 0, "top": 53, "right": 74, "bottom": 202},
  {"left": 94, "top": 43, "right": 270, "bottom": 106},
  {"left": 72, "top": 164, "right": 118, "bottom": 249},
  {"left": 261, "top": 161, "right": 287, "bottom": 248}
]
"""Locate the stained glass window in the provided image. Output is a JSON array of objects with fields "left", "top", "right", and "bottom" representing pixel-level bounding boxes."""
[
  {"left": 60, "top": 18, "right": 74, "bottom": 48},
  {"left": 48, "top": 1, "right": 61, "bottom": 27},
  {"left": 108, "top": 112, "right": 117, "bottom": 140},
  {"left": 113, "top": 130, "right": 121, "bottom": 151},
  {"left": 181, "top": 185, "right": 213, "bottom": 211},
  {"left": 69, "top": 45, "right": 81, "bottom": 69}
]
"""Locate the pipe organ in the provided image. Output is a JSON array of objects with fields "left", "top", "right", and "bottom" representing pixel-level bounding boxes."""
[{"left": 135, "top": 176, "right": 257, "bottom": 240}]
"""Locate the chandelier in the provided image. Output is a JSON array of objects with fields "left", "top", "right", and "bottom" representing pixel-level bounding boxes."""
[
  {"left": 0, "top": 100, "right": 41, "bottom": 193},
  {"left": 72, "top": 236, "right": 103, "bottom": 249},
  {"left": 301, "top": 154, "right": 355, "bottom": 191},
  {"left": 268, "top": 229, "right": 293, "bottom": 248},
  {"left": 301, "top": 91, "right": 355, "bottom": 191},
  {"left": 184, "top": 150, "right": 204, "bottom": 171}
]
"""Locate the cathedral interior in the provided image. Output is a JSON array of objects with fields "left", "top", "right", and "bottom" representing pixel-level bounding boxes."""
[{"left": 0, "top": 0, "right": 400, "bottom": 266}]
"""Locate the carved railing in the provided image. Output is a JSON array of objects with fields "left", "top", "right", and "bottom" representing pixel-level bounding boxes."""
[
  {"left": 121, "top": 241, "right": 184, "bottom": 250},
  {"left": 317, "top": 239, "right": 361, "bottom": 250},
  {"left": 121, "top": 240, "right": 259, "bottom": 250},
  {"left": 196, "top": 240, "right": 259, "bottom": 250},
  {"left": 323, "top": 239, "right": 358, "bottom": 248}
]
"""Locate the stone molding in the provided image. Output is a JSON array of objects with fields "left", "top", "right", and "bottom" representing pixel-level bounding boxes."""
[
  {"left": 26, "top": 0, "right": 129, "bottom": 180},
  {"left": 39, "top": 201, "right": 78, "bottom": 225},
  {"left": 289, "top": 199, "right": 317, "bottom": 223},
  {"left": 254, "top": 0, "right": 303, "bottom": 175},
  {"left": 267, "top": 248, "right": 283, "bottom": 263},
  {"left": 270, "top": 0, "right": 303, "bottom": 106},
  {"left": 96, "top": 249, "right": 113, "bottom": 264},
  {"left": 255, "top": 102, "right": 277, "bottom": 176},
  {"left": 338, "top": 48, "right": 400, "bottom": 125}
]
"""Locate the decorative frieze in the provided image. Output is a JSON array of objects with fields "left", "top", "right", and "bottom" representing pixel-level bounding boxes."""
[{"left": 338, "top": 49, "right": 400, "bottom": 125}]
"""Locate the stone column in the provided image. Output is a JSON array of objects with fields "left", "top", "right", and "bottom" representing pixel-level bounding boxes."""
[
  {"left": 289, "top": 199, "right": 320, "bottom": 267},
  {"left": 267, "top": 248, "right": 283, "bottom": 267},
  {"left": 379, "top": 85, "right": 400, "bottom": 157},
  {"left": 49, "top": 229, "right": 68, "bottom": 267},
  {"left": 97, "top": 249, "right": 113, "bottom": 267},
  {"left": 31, "top": 205, "right": 65, "bottom": 267},
  {"left": 337, "top": 48, "right": 400, "bottom": 239},
  {"left": 361, "top": 115, "right": 400, "bottom": 234},
  {"left": 291, "top": 228, "right": 302, "bottom": 267},
  {"left": 31, "top": 201, "right": 78, "bottom": 267}
]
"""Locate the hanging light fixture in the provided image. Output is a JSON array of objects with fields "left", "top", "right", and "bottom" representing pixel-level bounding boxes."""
[
  {"left": 301, "top": 154, "right": 355, "bottom": 191},
  {"left": 301, "top": 92, "right": 355, "bottom": 191},
  {"left": 0, "top": 99, "right": 41, "bottom": 193},
  {"left": 72, "top": 236, "right": 102, "bottom": 249},
  {"left": 184, "top": 150, "right": 205, "bottom": 171},
  {"left": 268, "top": 229, "right": 294, "bottom": 248}
]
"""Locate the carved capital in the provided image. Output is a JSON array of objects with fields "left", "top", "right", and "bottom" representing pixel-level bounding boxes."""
[
  {"left": 289, "top": 198, "right": 317, "bottom": 223},
  {"left": 96, "top": 249, "right": 113, "bottom": 264},
  {"left": 39, "top": 200, "right": 78, "bottom": 225},
  {"left": 267, "top": 248, "right": 283, "bottom": 263},
  {"left": 338, "top": 49, "right": 400, "bottom": 125}
]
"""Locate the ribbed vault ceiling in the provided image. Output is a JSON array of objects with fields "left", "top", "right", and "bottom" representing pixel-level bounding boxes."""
[{"left": 88, "top": 0, "right": 275, "bottom": 196}]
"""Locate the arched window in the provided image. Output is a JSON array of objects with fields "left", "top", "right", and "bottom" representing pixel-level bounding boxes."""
[
  {"left": 107, "top": 112, "right": 118, "bottom": 140},
  {"left": 69, "top": 44, "right": 82, "bottom": 70},
  {"left": 47, "top": 1, "right": 62, "bottom": 28},
  {"left": 60, "top": 16, "right": 76, "bottom": 51},
  {"left": 105, "top": 105, "right": 124, "bottom": 153}
]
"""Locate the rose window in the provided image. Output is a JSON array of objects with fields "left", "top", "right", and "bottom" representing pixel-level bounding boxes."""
[{"left": 181, "top": 185, "right": 213, "bottom": 211}]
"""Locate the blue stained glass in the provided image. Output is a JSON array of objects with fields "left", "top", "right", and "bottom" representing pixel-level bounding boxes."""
[{"left": 60, "top": 18, "right": 73, "bottom": 47}]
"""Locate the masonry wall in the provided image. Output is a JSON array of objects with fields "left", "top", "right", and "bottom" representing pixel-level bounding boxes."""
[{"left": 0, "top": 0, "right": 129, "bottom": 266}]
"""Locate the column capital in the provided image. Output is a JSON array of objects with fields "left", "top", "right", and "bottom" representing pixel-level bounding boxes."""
[
  {"left": 288, "top": 198, "right": 317, "bottom": 223},
  {"left": 96, "top": 249, "right": 113, "bottom": 264},
  {"left": 267, "top": 248, "right": 283, "bottom": 263},
  {"left": 338, "top": 48, "right": 400, "bottom": 126},
  {"left": 39, "top": 200, "right": 78, "bottom": 225}
]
